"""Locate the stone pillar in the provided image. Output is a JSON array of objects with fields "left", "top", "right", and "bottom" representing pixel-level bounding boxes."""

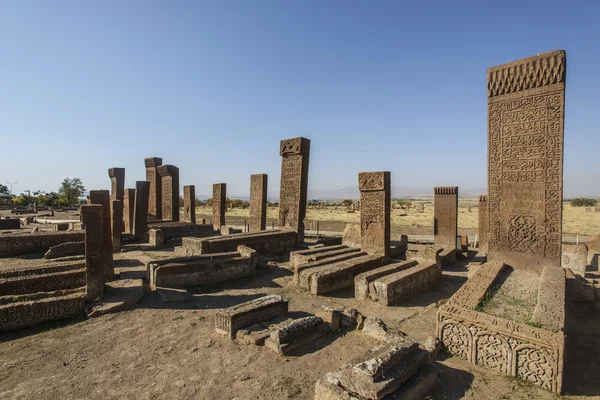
[
  {"left": 358, "top": 171, "right": 390, "bottom": 257},
  {"left": 157, "top": 165, "right": 180, "bottom": 222},
  {"left": 144, "top": 157, "right": 162, "bottom": 220},
  {"left": 478, "top": 195, "right": 488, "bottom": 254},
  {"left": 108, "top": 167, "right": 125, "bottom": 202},
  {"left": 249, "top": 174, "right": 267, "bottom": 232},
  {"left": 183, "top": 185, "right": 196, "bottom": 224},
  {"left": 487, "top": 51, "right": 566, "bottom": 269},
  {"left": 111, "top": 199, "right": 123, "bottom": 253},
  {"left": 123, "top": 188, "right": 135, "bottom": 234},
  {"left": 278, "top": 137, "right": 310, "bottom": 242},
  {"left": 88, "top": 190, "right": 114, "bottom": 279},
  {"left": 133, "top": 181, "right": 149, "bottom": 242},
  {"left": 213, "top": 183, "right": 226, "bottom": 231},
  {"left": 81, "top": 204, "right": 105, "bottom": 301},
  {"left": 434, "top": 187, "right": 458, "bottom": 249}
]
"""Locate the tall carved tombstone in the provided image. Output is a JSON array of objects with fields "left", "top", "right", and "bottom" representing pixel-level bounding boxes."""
[
  {"left": 212, "top": 183, "right": 226, "bottom": 231},
  {"left": 123, "top": 188, "right": 136, "bottom": 234},
  {"left": 278, "top": 137, "right": 310, "bottom": 242},
  {"left": 478, "top": 195, "right": 488, "bottom": 254},
  {"left": 144, "top": 157, "right": 163, "bottom": 220},
  {"left": 358, "top": 171, "right": 390, "bottom": 257},
  {"left": 133, "top": 181, "right": 150, "bottom": 242},
  {"left": 434, "top": 187, "right": 458, "bottom": 249},
  {"left": 157, "top": 165, "right": 180, "bottom": 222},
  {"left": 110, "top": 200, "right": 123, "bottom": 253},
  {"left": 88, "top": 190, "right": 114, "bottom": 279},
  {"left": 183, "top": 185, "right": 196, "bottom": 224},
  {"left": 487, "top": 50, "right": 566, "bottom": 269},
  {"left": 249, "top": 174, "right": 268, "bottom": 232},
  {"left": 108, "top": 167, "right": 125, "bottom": 202},
  {"left": 81, "top": 204, "right": 105, "bottom": 300}
]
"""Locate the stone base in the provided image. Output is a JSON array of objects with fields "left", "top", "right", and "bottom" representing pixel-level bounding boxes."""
[
  {"left": 0, "top": 261, "right": 86, "bottom": 295},
  {"left": 86, "top": 279, "right": 144, "bottom": 317},
  {"left": 188, "top": 229, "right": 297, "bottom": 255},
  {"left": 215, "top": 294, "right": 288, "bottom": 338},
  {"left": 0, "top": 231, "right": 86, "bottom": 257},
  {"left": 44, "top": 241, "right": 85, "bottom": 259}
]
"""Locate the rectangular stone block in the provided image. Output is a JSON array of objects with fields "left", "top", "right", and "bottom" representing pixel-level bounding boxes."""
[
  {"left": 144, "top": 157, "right": 162, "bottom": 219},
  {"left": 249, "top": 174, "right": 267, "bottom": 232},
  {"left": 487, "top": 51, "right": 566, "bottom": 270},
  {"left": 149, "top": 229, "right": 164, "bottom": 249},
  {"left": 561, "top": 244, "right": 587, "bottom": 276},
  {"left": 354, "top": 260, "right": 418, "bottom": 301},
  {"left": 279, "top": 137, "right": 310, "bottom": 243},
  {"left": 212, "top": 183, "right": 226, "bottom": 231},
  {"left": 110, "top": 200, "right": 123, "bottom": 253},
  {"left": 290, "top": 245, "right": 359, "bottom": 268},
  {"left": 108, "top": 167, "right": 125, "bottom": 203},
  {"left": 214, "top": 294, "right": 288, "bottom": 338},
  {"left": 157, "top": 164, "right": 179, "bottom": 222},
  {"left": 133, "top": 181, "right": 149, "bottom": 242},
  {"left": 264, "top": 316, "right": 329, "bottom": 355},
  {"left": 88, "top": 190, "right": 114, "bottom": 278},
  {"left": 0, "top": 231, "right": 85, "bottom": 258},
  {"left": 359, "top": 171, "right": 391, "bottom": 257},
  {"left": 193, "top": 229, "right": 297, "bottom": 255},
  {"left": 183, "top": 185, "right": 196, "bottom": 224},
  {"left": 532, "top": 265, "right": 566, "bottom": 331},
  {"left": 370, "top": 262, "right": 440, "bottom": 306},
  {"left": 434, "top": 186, "right": 458, "bottom": 249},
  {"left": 123, "top": 188, "right": 136, "bottom": 234},
  {"left": 81, "top": 204, "right": 105, "bottom": 300},
  {"left": 478, "top": 195, "right": 488, "bottom": 254}
]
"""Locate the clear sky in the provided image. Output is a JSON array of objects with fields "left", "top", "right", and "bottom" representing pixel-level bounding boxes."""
[{"left": 1, "top": 1, "right": 598, "bottom": 199}]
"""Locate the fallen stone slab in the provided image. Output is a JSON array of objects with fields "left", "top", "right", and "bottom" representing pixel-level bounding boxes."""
[
  {"left": 264, "top": 316, "right": 330, "bottom": 355},
  {"left": 44, "top": 241, "right": 85, "bottom": 259},
  {"left": 215, "top": 294, "right": 288, "bottom": 338},
  {"left": 86, "top": 279, "right": 144, "bottom": 318}
]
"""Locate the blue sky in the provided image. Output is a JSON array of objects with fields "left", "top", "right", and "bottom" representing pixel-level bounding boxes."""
[{"left": 1, "top": 1, "right": 598, "bottom": 199}]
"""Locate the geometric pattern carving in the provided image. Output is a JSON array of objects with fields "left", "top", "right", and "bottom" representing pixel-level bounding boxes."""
[
  {"left": 358, "top": 172, "right": 385, "bottom": 191},
  {"left": 508, "top": 215, "right": 537, "bottom": 254},
  {"left": 475, "top": 333, "right": 511, "bottom": 374},
  {"left": 516, "top": 346, "right": 556, "bottom": 391},
  {"left": 359, "top": 172, "right": 390, "bottom": 257},
  {"left": 279, "top": 137, "right": 310, "bottom": 243}
]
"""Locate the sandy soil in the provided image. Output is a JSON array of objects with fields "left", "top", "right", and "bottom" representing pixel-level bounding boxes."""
[{"left": 1, "top": 247, "right": 599, "bottom": 400}]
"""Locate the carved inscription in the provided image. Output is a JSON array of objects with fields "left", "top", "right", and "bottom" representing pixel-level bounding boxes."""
[{"left": 359, "top": 172, "right": 390, "bottom": 257}]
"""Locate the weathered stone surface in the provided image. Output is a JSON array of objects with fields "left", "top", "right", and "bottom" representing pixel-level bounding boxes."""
[
  {"left": 290, "top": 245, "right": 360, "bottom": 268},
  {"left": 44, "top": 241, "right": 85, "bottom": 259},
  {"left": 133, "top": 181, "right": 149, "bottom": 242},
  {"left": 370, "top": 262, "right": 440, "bottom": 306},
  {"left": 123, "top": 188, "right": 136, "bottom": 233},
  {"left": 110, "top": 199, "right": 123, "bottom": 253},
  {"left": 359, "top": 172, "right": 390, "bottom": 257},
  {"left": 561, "top": 244, "right": 587, "bottom": 276},
  {"left": 392, "top": 364, "right": 438, "bottom": 400},
  {"left": 478, "top": 195, "right": 488, "bottom": 254},
  {"left": 0, "top": 260, "right": 84, "bottom": 279},
  {"left": 190, "top": 229, "right": 297, "bottom": 255},
  {"left": 108, "top": 167, "right": 125, "bottom": 203},
  {"left": 215, "top": 294, "right": 288, "bottom": 338},
  {"left": 0, "top": 269, "right": 85, "bottom": 295},
  {"left": 434, "top": 186, "right": 458, "bottom": 250},
  {"left": 265, "top": 316, "right": 328, "bottom": 355},
  {"left": 149, "top": 229, "right": 164, "bottom": 249},
  {"left": 279, "top": 137, "right": 310, "bottom": 243},
  {"left": 220, "top": 225, "right": 242, "bottom": 235},
  {"left": 157, "top": 165, "right": 179, "bottom": 222},
  {"left": 316, "top": 306, "right": 341, "bottom": 330},
  {"left": 341, "top": 223, "right": 361, "bottom": 248},
  {"left": 81, "top": 204, "right": 105, "bottom": 301},
  {"left": 52, "top": 222, "right": 69, "bottom": 231},
  {"left": 249, "top": 174, "right": 267, "bottom": 232},
  {"left": 86, "top": 279, "right": 144, "bottom": 317},
  {"left": 0, "top": 231, "right": 86, "bottom": 258},
  {"left": 88, "top": 190, "right": 114, "bottom": 278},
  {"left": 390, "top": 235, "right": 408, "bottom": 258},
  {"left": 156, "top": 286, "right": 190, "bottom": 302},
  {"left": 487, "top": 51, "right": 566, "bottom": 271},
  {"left": 564, "top": 268, "right": 594, "bottom": 303},
  {"left": 294, "top": 251, "right": 368, "bottom": 286},
  {"left": 532, "top": 266, "right": 566, "bottom": 331},
  {"left": 361, "top": 316, "right": 407, "bottom": 343},
  {"left": 149, "top": 221, "right": 216, "bottom": 242},
  {"left": 304, "top": 254, "right": 384, "bottom": 295},
  {"left": 144, "top": 157, "right": 162, "bottom": 220},
  {"left": 183, "top": 185, "right": 196, "bottom": 224},
  {"left": 212, "top": 183, "right": 226, "bottom": 231},
  {"left": 586, "top": 234, "right": 600, "bottom": 252},
  {"left": 355, "top": 260, "right": 418, "bottom": 301}
]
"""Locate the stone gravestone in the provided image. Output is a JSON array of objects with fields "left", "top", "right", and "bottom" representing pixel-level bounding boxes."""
[
  {"left": 81, "top": 204, "right": 105, "bottom": 300},
  {"left": 478, "top": 195, "right": 488, "bottom": 254},
  {"left": 123, "top": 188, "right": 135, "bottom": 234},
  {"left": 144, "top": 157, "right": 162, "bottom": 220},
  {"left": 434, "top": 187, "right": 458, "bottom": 249},
  {"left": 487, "top": 50, "right": 566, "bottom": 270},
  {"left": 278, "top": 137, "right": 310, "bottom": 243},
  {"left": 249, "top": 174, "right": 267, "bottom": 232},
  {"left": 213, "top": 183, "right": 226, "bottom": 231},
  {"left": 108, "top": 167, "right": 125, "bottom": 203},
  {"left": 358, "top": 171, "right": 390, "bottom": 257},
  {"left": 183, "top": 185, "right": 196, "bottom": 224},
  {"left": 111, "top": 199, "right": 123, "bottom": 253},
  {"left": 157, "top": 165, "right": 180, "bottom": 222},
  {"left": 133, "top": 181, "right": 149, "bottom": 242},
  {"left": 88, "top": 190, "right": 114, "bottom": 279}
]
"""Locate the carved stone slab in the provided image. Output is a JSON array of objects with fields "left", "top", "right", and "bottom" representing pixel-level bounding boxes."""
[
  {"left": 144, "top": 157, "right": 163, "bottom": 219},
  {"left": 359, "top": 172, "right": 390, "bottom": 257}
]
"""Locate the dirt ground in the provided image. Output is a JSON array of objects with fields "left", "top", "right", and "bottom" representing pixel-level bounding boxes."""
[{"left": 1, "top": 246, "right": 599, "bottom": 400}]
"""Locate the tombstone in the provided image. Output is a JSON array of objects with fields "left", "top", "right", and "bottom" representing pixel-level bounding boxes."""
[
  {"left": 123, "top": 188, "right": 136, "bottom": 234},
  {"left": 434, "top": 187, "right": 458, "bottom": 249},
  {"left": 133, "top": 181, "right": 150, "bottom": 242},
  {"left": 144, "top": 157, "right": 163, "bottom": 220},
  {"left": 249, "top": 174, "right": 267, "bottom": 232},
  {"left": 111, "top": 199, "right": 123, "bottom": 253},
  {"left": 478, "top": 195, "right": 488, "bottom": 254},
  {"left": 278, "top": 137, "right": 310, "bottom": 242},
  {"left": 157, "top": 165, "right": 180, "bottom": 222},
  {"left": 108, "top": 167, "right": 125, "bottom": 203},
  {"left": 213, "top": 183, "right": 226, "bottom": 231},
  {"left": 149, "top": 229, "right": 164, "bottom": 249},
  {"left": 487, "top": 50, "right": 566, "bottom": 269},
  {"left": 358, "top": 171, "right": 390, "bottom": 257},
  {"left": 81, "top": 204, "right": 105, "bottom": 301},
  {"left": 88, "top": 190, "right": 114, "bottom": 278},
  {"left": 183, "top": 185, "right": 196, "bottom": 224}
]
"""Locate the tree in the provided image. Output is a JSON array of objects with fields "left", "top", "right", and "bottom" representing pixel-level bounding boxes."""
[
  {"left": 341, "top": 199, "right": 354, "bottom": 207},
  {"left": 58, "top": 178, "right": 85, "bottom": 207},
  {"left": 570, "top": 198, "right": 598, "bottom": 207},
  {"left": 0, "top": 184, "right": 9, "bottom": 195}
]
